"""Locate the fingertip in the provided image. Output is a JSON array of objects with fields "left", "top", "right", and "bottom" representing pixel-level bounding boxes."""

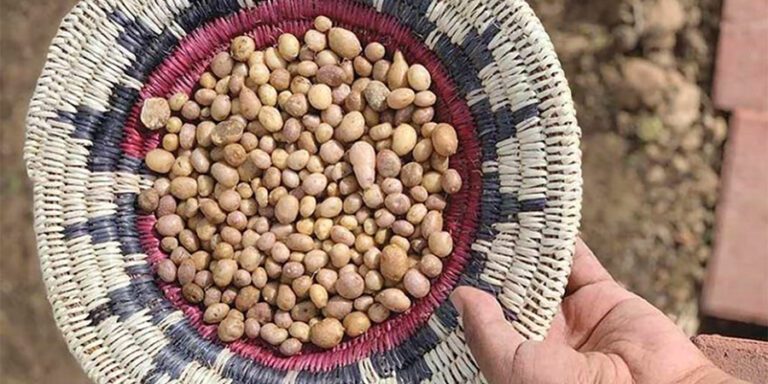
[
  {"left": 567, "top": 237, "right": 613, "bottom": 295},
  {"left": 450, "top": 287, "right": 525, "bottom": 384},
  {"left": 450, "top": 286, "right": 494, "bottom": 316}
]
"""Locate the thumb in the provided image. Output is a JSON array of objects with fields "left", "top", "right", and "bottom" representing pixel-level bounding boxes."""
[
  {"left": 451, "top": 287, "right": 605, "bottom": 384},
  {"left": 450, "top": 286, "right": 524, "bottom": 384}
]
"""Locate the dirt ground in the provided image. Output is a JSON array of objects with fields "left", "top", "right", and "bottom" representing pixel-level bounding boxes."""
[{"left": 0, "top": 0, "right": 723, "bottom": 382}]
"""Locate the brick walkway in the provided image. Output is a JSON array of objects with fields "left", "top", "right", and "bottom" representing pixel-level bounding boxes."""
[{"left": 702, "top": 0, "right": 768, "bottom": 326}]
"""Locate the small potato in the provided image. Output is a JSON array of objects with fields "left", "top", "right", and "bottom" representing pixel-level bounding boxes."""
[
  {"left": 319, "top": 140, "right": 345, "bottom": 164},
  {"left": 420, "top": 210, "right": 444, "bottom": 239},
  {"left": 323, "top": 296, "right": 352, "bottom": 319},
  {"left": 327, "top": 27, "right": 362, "bottom": 59},
  {"left": 419, "top": 172, "right": 441, "bottom": 195},
  {"left": 204, "top": 303, "right": 230, "bottom": 324},
  {"left": 309, "top": 284, "right": 329, "bottom": 309},
  {"left": 248, "top": 302, "right": 273, "bottom": 323},
  {"left": 431, "top": 123, "right": 458, "bottom": 156},
  {"left": 391, "top": 124, "right": 417, "bottom": 156},
  {"left": 291, "top": 275, "right": 312, "bottom": 297},
  {"left": 274, "top": 311, "right": 293, "bottom": 329},
  {"left": 182, "top": 283, "right": 204, "bottom": 303},
  {"left": 138, "top": 189, "right": 160, "bottom": 213},
  {"left": 386, "top": 88, "right": 415, "bottom": 110},
  {"left": 380, "top": 245, "right": 408, "bottom": 281},
  {"left": 278, "top": 33, "right": 300, "bottom": 60},
  {"left": 146, "top": 149, "right": 175, "bottom": 174},
  {"left": 283, "top": 261, "right": 305, "bottom": 279},
  {"left": 141, "top": 98, "right": 171, "bottom": 130},
  {"left": 414, "top": 90, "right": 436, "bottom": 107},
  {"left": 369, "top": 122, "right": 393, "bottom": 141},
  {"left": 308, "top": 83, "right": 333, "bottom": 110},
  {"left": 297, "top": 60, "right": 319, "bottom": 77},
  {"left": 364, "top": 42, "right": 386, "bottom": 62},
  {"left": 428, "top": 231, "right": 454, "bottom": 258},
  {"left": 412, "top": 139, "right": 433, "bottom": 163},
  {"left": 170, "top": 177, "right": 197, "bottom": 200},
  {"left": 316, "top": 197, "right": 343, "bottom": 218},
  {"left": 387, "top": 51, "right": 408, "bottom": 90},
  {"left": 375, "top": 288, "right": 411, "bottom": 313},
  {"left": 286, "top": 233, "right": 314, "bottom": 252},
  {"left": 403, "top": 269, "right": 431, "bottom": 298},
  {"left": 283, "top": 93, "right": 308, "bottom": 117},
  {"left": 210, "top": 162, "right": 239, "bottom": 188},
  {"left": 218, "top": 316, "right": 245, "bottom": 342},
  {"left": 264, "top": 47, "right": 287, "bottom": 70},
  {"left": 384, "top": 193, "right": 411, "bottom": 216},
  {"left": 328, "top": 242, "right": 354, "bottom": 268},
  {"left": 258, "top": 106, "right": 284, "bottom": 132},
  {"left": 301, "top": 173, "right": 328, "bottom": 197},
  {"left": 304, "top": 250, "right": 329, "bottom": 273},
  {"left": 245, "top": 318, "right": 261, "bottom": 339},
  {"left": 425, "top": 195, "right": 447, "bottom": 211},
  {"left": 354, "top": 295, "right": 374, "bottom": 311},
  {"left": 336, "top": 111, "right": 365, "bottom": 143},
  {"left": 367, "top": 303, "right": 390, "bottom": 323},
  {"left": 289, "top": 321, "right": 311, "bottom": 342},
  {"left": 177, "top": 259, "right": 197, "bottom": 285},
  {"left": 260, "top": 323, "right": 289, "bottom": 346},
  {"left": 353, "top": 56, "right": 372, "bottom": 77},
  {"left": 156, "top": 214, "right": 184, "bottom": 237},
  {"left": 363, "top": 81, "right": 390, "bottom": 112},
  {"left": 212, "top": 259, "right": 237, "bottom": 287},
  {"left": 231, "top": 36, "right": 256, "bottom": 61},
  {"left": 157, "top": 259, "right": 177, "bottom": 283},
  {"left": 275, "top": 195, "right": 299, "bottom": 224},
  {"left": 335, "top": 272, "right": 365, "bottom": 300},
  {"left": 235, "top": 286, "right": 260, "bottom": 311},
  {"left": 441, "top": 169, "right": 462, "bottom": 194},
  {"left": 419, "top": 254, "right": 443, "bottom": 278},
  {"left": 364, "top": 270, "right": 384, "bottom": 291},
  {"left": 275, "top": 284, "right": 297, "bottom": 311},
  {"left": 304, "top": 29, "right": 327, "bottom": 52},
  {"left": 348, "top": 142, "right": 376, "bottom": 189},
  {"left": 400, "top": 162, "right": 423, "bottom": 188},
  {"left": 407, "top": 64, "right": 432, "bottom": 91},
  {"left": 279, "top": 338, "right": 303, "bottom": 356},
  {"left": 343, "top": 311, "right": 371, "bottom": 337},
  {"left": 375, "top": 149, "right": 401, "bottom": 179},
  {"left": 211, "top": 95, "right": 232, "bottom": 121},
  {"left": 309, "top": 318, "right": 344, "bottom": 349},
  {"left": 316, "top": 65, "right": 346, "bottom": 87}
]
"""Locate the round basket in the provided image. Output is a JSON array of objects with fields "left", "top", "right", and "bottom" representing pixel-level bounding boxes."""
[{"left": 24, "top": 0, "right": 582, "bottom": 382}]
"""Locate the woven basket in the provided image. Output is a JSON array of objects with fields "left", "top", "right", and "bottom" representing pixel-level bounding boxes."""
[{"left": 24, "top": 0, "right": 582, "bottom": 382}]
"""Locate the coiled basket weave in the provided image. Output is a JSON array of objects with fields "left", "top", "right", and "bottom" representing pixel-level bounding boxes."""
[{"left": 24, "top": 0, "right": 582, "bottom": 382}]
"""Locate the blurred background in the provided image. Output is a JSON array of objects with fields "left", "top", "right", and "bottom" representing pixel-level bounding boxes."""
[{"left": 1, "top": 0, "right": 764, "bottom": 383}]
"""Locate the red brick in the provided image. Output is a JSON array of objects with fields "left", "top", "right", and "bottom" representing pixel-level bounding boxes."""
[
  {"left": 693, "top": 335, "right": 768, "bottom": 382},
  {"left": 702, "top": 110, "right": 768, "bottom": 325},
  {"left": 713, "top": 22, "right": 768, "bottom": 111},
  {"left": 723, "top": 0, "right": 768, "bottom": 23}
]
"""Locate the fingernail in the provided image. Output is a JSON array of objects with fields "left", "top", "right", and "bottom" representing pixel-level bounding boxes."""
[{"left": 450, "top": 291, "right": 464, "bottom": 317}]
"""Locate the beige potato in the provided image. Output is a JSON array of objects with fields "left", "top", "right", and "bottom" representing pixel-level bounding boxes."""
[
  {"left": 391, "top": 124, "right": 417, "bottom": 156},
  {"left": 327, "top": 27, "right": 362, "bottom": 59},
  {"left": 309, "top": 318, "right": 344, "bottom": 349},
  {"left": 375, "top": 288, "right": 411, "bottom": 312},
  {"left": 343, "top": 311, "right": 371, "bottom": 337}
]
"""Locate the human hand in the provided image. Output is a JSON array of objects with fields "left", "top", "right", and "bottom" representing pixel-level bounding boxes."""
[{"left": 450, "top": 238, "right": 745, "bottom": 384}]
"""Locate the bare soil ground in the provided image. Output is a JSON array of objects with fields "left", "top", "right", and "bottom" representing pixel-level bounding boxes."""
[{"left": 0, "top": 0, "right": 723, "bottom": 382}]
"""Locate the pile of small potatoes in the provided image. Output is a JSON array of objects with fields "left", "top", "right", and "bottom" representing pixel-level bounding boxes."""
[{"left": 138, "top": 16, "right": 462, "bottom": 356}]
